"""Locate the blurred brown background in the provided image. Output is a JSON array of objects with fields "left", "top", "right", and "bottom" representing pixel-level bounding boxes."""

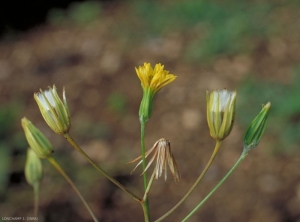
[{"left": 1, "top": 0, "right": 300, "bottom": 221}]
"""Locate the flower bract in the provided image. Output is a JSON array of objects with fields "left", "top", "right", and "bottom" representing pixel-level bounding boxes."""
[
  {"left": 25, "top": 148, "right": 43, "bottom": 186},
  {"left": 21, "top": 117, "right": 53, "bottom": 158},
  {"left": 243, "top": 102, "right": 271, "bottom": 151},
  {"left": 206, "top": 89, "right": 236, "bottom": 141},
  {"left": 34, "top": 85, "right": 70, "bottom": 134}
]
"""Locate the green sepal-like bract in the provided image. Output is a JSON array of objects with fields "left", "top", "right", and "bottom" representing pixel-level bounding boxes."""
[
  {"left": 21, "top": 117, "right": 53, "bottom": 159},
  {"left": 25, "top": 148, "right": 43, "bottom": 187},
  {"left": 206, "top": 90, "right": 237, "bottom": 141},
  {"left": 243, "top": 102, "right": 271, "bottom": 152}
]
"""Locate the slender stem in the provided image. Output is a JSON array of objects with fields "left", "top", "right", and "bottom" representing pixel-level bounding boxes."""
[
  {"left": 140, "top": 120, "right": 150, "bottom": 222},
  {"left": 141, "top": 202, "right": 150, "bottom": 222},
  {"left": 143, "top": 172, "right": 155, "bottom": 202},
  {"left": 181, "top": 151, "right": 247, "bottom": 222},
  {"left": 155, "top": 140, "right": 222, "bottom": 222},
  {"left": 33, "top": 183, "right": 39, "bottom": 217},
  {"left": 140, "top": 121, "right": 148, "bottom": 190},
  {"left": 64, "top": 133, "right": 141, "bottom": 202},
  {"left": 141, "top": 173, "right": 155, "bottom": 222},
  {"left": 47, "top": 156, "right": 99, "bottom": 222}
]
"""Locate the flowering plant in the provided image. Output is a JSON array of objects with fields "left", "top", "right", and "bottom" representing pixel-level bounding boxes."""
[{"left": 21, "top": 63, "right": 270, "bottom": 221}]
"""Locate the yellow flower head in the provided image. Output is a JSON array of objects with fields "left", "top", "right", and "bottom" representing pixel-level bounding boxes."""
[
  {"left": 136, "top": 63, "right": 176, "bottom": 122},
  {"left": 135, "top": 63, "right": 177, "bottom": 93}
]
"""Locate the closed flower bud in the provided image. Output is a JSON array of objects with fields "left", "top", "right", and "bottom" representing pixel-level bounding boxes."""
[
  {"left": 25, "top": 148, "right": 43, "bottom": 186},
  {"left": 21, "top": 117, "right": 53, "bottom": 158},
  {"left": 206, "top": 89, "right": 236, "bottom": 141},
  {"left": 243, "top": 102, "right": 271, "bottom": 151},
  {"left": 136, "top": 63, "right": 176, "bottom": 122},
  {"left": 34, "top": 85, "right": 70, "bottom": 134}
]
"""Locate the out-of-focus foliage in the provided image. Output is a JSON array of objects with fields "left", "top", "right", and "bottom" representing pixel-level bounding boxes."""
[
  {"left": 0, "top": 103, "right": 19, "bottom": 139},
  {"left": 73, "top": 118, "right": 111, "bottom": 140},
  {"left": 0, "top": 143, "right": 10, "bottom": 197},
  {"left": 238, "top": 67, "right": 300, "bottom": 154},
  {"left": 0, "top": 102, "right": 23, "bottom": 197},
  {"left": 48, "top": 1, "right": 102, "bottom": 26},
  {"left": 106, "top": 92, "right": 127, "bottom": 116},
  {"left": 127, "top": 0, "right": 273, "bottom": 61}
]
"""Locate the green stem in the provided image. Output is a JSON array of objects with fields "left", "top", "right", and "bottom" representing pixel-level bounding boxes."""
[
  {"left": 181, "top": 151, "right": 247, "bottom": 222},
  {"left": 143, "top": 172, "right": 155, "bottom": 202},
  {"left": 64, "top": 133, "right": 141, "bottom": 202},
  {"left": 140, "top": 121, "right": 148, "bottom": 190},
  {"left": 155, "top": 140, "right": 222, "bottom": 222},
  {"left": 47, "top": 156, "right": 99, "bottom": 222},
  {"left": 141, "top": 202, "right": 150, "bottom": 222},
  {"left": 140, "top": 120, "right": 150, "bottom": 222},
  {"left": 33, "top": 183, "right": 39, "bottom": 217}
]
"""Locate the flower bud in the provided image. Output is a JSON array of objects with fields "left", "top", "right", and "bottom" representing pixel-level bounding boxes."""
[
  {"left": 136, "top": 63, "right": 176, "bottom": 122},
  {"left": 206, "top": 89, "right": 236, "bottom": 141},
  {"left": 21, "top": 117, "right": 53, "bottom": 158},
  {"left": 243, "top": 102, "right": 271, "bottom": 151},
  {"left": 34, "top": 85, "right": 70, "bottom": 134},
  {"left": 25, "top": 148, "right": 43, "bottom": 186}
]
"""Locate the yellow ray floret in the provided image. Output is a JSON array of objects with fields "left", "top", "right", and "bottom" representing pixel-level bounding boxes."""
[{"left": 135, "top": 63, "right": 176, "bottom": 93}]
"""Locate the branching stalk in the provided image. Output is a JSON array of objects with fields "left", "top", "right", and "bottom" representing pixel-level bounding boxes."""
[
  {"left": 155, "top": 140, "right": 222, "bottom": 222},
  {"left": 63, "top": 133, "right": 141, "bottom": 202},
  {"left": 47, "top": 157, "right": 99, "bottom": 222},
  {"left": 181, "top": 150, "right": 247, "bottom": 221}
]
